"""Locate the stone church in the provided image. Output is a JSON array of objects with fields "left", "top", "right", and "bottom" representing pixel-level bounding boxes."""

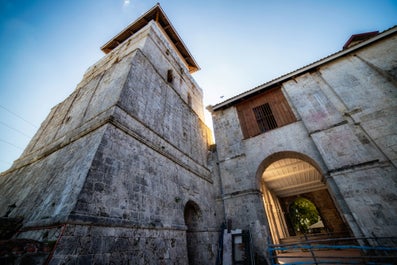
[{"left": 0, "top": 4, "right": 396, "bottom": 265}]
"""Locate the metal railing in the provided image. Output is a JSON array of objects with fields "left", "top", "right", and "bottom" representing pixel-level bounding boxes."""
[{"left": 268, "top": 235, "right": 397, "bottom": 265}]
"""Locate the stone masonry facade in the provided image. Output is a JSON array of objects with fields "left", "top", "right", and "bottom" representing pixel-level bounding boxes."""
[
  {"left": 0, "top": 5, "right": 396, "bottom": 265},
  {"left": 1, "top": 11, "right": 223, "bottom": 265}
]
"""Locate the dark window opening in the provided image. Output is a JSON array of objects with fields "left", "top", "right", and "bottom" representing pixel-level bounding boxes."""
[
  {"left": 167, "top": 69, "right": 173, "bottom": 83},
  {"left": 187, "top": 93, "right": 192, "bottom": 107},
  {"left": 253, "top": 103, "right": 278, "bottom": 132}
]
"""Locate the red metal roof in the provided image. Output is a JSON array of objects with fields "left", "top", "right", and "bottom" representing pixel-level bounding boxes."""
[{"left": 343, "top": 31, "right": 379, "bottom": 49}]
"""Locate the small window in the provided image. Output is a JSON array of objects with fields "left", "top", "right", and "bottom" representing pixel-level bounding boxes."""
[
  {"left": 187, "top": 93, "right": 192, "bottom": 107},
  {"left": 253, "top": 103, "right": 278, "bottom": 132},
  {"left": 167, "top": 69, "right": 173, "bottom": 83}
]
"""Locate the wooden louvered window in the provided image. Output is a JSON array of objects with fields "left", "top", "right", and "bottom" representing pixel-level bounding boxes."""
[
  {"left": 253, "top": 103, "right": 278, "bottom": 132},
  {"left": 236, "top": 88, "right": 297, "bottom": 138}
]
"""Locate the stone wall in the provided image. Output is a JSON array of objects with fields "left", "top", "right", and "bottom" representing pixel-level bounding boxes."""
[
  {"left": 72, "top": 122, "right": 217, "bottom": 229},
  {"left": 0, "top": 126, "right": 105, "bottom": 224},
  {"left": 52, "top": 225, "right": 189, "bottom": 264},
  {"left": 282, "top": 34, "right": 397, "bottom": 238},
  {"left": 16, "top": 225, "right": 190, "bottom": 264}
]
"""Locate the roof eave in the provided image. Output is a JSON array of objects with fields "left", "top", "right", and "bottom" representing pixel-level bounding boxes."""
[{"left": 212, "top": 26, "right": 397, "bottom": 111}]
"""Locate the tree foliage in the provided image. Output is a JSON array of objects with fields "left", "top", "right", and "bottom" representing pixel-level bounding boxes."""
[{"left": 289, "top": 197, "right": 320, "bottom": 234}]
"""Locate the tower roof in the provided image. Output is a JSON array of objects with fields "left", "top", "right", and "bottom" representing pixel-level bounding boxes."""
[{"left": 101, "top": 4, "right": 200, "bottom": 73}]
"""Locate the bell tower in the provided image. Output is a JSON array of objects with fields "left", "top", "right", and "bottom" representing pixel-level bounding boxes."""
[{"left": 0, "top": 4, "right": 221, "bottom": 264}]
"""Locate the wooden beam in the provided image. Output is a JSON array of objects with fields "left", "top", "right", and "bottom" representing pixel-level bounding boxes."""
[{"left": 264, "top": 168, "right": 319, "bottom": 182}]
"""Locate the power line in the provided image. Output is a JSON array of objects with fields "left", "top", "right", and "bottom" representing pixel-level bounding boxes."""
[
  {"left": 0, "top": 104, "right": 38, "bottom": 128},
  {"left": 0, "top": 139, "right": 24, "bottom": 150},
  {"left": 0, "top": 121, "right": 33, "bottom": 139}
]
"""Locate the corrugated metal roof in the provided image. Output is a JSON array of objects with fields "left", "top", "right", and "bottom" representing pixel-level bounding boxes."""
[
  {"left": 211, "top": 26, "right": 397, "bottom": 111},
  {"left": 101, "top": 4, "right": 200, "bottom": 73}
]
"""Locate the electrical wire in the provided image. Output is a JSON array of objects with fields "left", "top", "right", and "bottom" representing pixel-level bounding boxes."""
[
  {"left": 0, "top": 121, "right": 33, "bottom": 139},
  {"left": 0, "top": 139, "right": 24, "bottom": 150},
  {"left": 0, "top": 104, "right": 38, "bottom": 128}
]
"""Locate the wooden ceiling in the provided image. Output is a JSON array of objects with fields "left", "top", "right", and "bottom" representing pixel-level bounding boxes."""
[{"left": 262, "top": 158, "right": 325, "bottom": 197}]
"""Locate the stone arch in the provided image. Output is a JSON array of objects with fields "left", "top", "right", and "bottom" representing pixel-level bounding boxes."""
[
  {"left": 256, "top": 151, "right": 349, "bottom": 244},
  {"left": 184, "top": 200, "right": 202, "bottom": 230},
  {"left": 255, "top": 151, "right": 325, "bottom": 189},
  {"left": 184, "top": 200, "right": 202, "bottom": 265}
]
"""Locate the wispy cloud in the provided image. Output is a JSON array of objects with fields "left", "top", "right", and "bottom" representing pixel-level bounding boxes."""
[{"left": 123, "top": 0, "right": 130, "bottom": 6}]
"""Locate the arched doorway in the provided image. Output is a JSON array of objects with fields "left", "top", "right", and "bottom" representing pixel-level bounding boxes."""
[
  {"left": 184, "top": 200, "right": 202, "bottom": 265},
  {"left": 258, "top": 152, "right": 349, "bottom": 244}
]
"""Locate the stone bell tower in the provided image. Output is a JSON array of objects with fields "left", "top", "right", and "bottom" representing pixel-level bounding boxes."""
[{"left": 0, "top": 4, "right": 223, "bottom": 264}]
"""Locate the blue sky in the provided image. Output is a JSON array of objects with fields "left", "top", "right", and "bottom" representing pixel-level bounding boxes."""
[{"left": 0, "top": 0, "right": 396, "bottom": 172}]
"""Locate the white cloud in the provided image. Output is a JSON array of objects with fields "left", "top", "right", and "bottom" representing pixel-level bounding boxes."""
[{"left": 124, "top": 0, "right": 130, "bottom": 6}]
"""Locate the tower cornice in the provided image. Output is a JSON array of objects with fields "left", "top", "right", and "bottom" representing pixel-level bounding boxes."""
[{"left": 101, "top": 4, "right": 200, "bottom": 73}]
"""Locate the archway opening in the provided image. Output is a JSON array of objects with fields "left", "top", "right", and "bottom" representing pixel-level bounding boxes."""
[
  {"left": 184, "top": 200, "right": 202, "bottom": 265},
  {"left": 259, "top": 153, "right": 349, "bottom": 244}
]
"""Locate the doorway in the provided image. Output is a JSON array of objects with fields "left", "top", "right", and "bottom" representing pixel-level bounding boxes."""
[
  {"left": 184, "top": 200, "right": 202, "bottom": 265},
  {"left": 258, "top": 152, "right": 349, "bottom": 244}
]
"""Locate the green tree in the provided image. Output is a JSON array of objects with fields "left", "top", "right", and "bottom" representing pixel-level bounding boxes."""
[{"left": 289, "top": 198, "right": 320, "bottom": 234}]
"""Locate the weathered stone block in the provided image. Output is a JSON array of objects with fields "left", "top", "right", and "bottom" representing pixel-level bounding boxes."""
[
  {"left": 311, "top": 124, "right": 382, "bottom": 171},
  {"left": 283, "top": 73, "right": 345, "bottom": 133},
  {"left": 332, "top": 164, "right": 397, "bottom": 237}
]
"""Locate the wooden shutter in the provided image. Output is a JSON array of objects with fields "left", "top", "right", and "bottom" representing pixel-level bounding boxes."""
[{"left": 236, "top": 88, "right": 296, "bottom": 138}]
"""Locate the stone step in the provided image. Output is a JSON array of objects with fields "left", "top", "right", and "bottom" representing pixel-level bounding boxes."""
[{"left": 279, "top": 232, "right": 353, "bottom": 246}]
